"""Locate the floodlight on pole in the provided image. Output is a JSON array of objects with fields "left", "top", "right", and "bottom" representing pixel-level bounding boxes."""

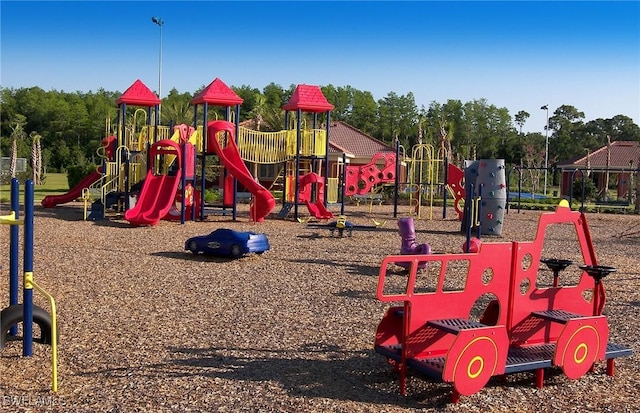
[
  {"left": 541, "top": 104, "right": 549, "bottom": 195},
  {"left": 151, "top": 16, "right": 164, "bottom": 121}
]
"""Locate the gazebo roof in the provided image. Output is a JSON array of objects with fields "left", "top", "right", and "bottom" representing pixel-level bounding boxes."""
[
  {"left": 115, "top": 79, "right": 161, "bottom": 106},
  {"left": 282, "top": 84, "right": 334, "bottom": 113},
  {"left": 191, "top": 78, "right": 243, "bottom": 106}
]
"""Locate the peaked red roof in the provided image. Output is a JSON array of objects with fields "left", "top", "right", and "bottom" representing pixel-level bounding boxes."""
[
  {"left": 115, "top": 79, "right": 161, "bottom": 106},
  {"left": 559, "top": 140, "right": 640, "bottom": 170},
  {"left": 282, "top": 84, "right": 334, "bottom": 113},
  {"left": 328, "top": 121, "right": 394, "bottom": 159},
  {"left": 191, "top": 78, "right": 243, "bottom": 106}
]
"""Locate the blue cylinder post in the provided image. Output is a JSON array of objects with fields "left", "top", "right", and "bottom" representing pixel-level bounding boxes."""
[
  {"left": 465, "top": 183, "right": 474, "bottom": 252},
  {"left": 23, "top": 180, "right": 34, "bottom": 356},
  {"left": 202, "top": 103, "right": 209, "bottom": 221},
  {"left": 477, "top": 183, "right": 483, "bottom": 239},
  {"left": 233, "top": 104, "right": 240, "bottom": 221},
  {"left": 9, "top": 178, "right": 20, "bottom": 336}
]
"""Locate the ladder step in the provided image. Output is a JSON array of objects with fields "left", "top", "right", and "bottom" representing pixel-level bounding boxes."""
[
  {"left": 407, "top": 357, "right": 446, "bottom": 380},
  {"left": 505, "top": 344, "right": 555, "bottom": 373},
  {"left": 605, "top": 342, "right": 633, "bottom": 359},
  {"left": 374, "top": 344, "right": 401, "bottom": 361},
  {"left": 531, "top": 310, "right": 584, "bottom": 324},
  {"left": 427, "top": 318, "right": 487, "bottom": 334}
]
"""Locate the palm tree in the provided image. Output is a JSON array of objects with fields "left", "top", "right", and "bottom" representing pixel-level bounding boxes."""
[
  {"left": 248, "top": 93, "right": 267, "bottom": 131},
  {"left": 30, "top": 131, "right": 43, "bottom": 184},
  {"left": 9, "top": 114, "right": 27, "bottom": 178},
  {"left": 161, "top": 101, "right": 194, "bottom": 125}
]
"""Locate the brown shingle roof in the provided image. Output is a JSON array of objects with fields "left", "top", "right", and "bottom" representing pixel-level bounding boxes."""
[
  {"left": 558, "top": 141, "right": 640, "bottom": 170},
  {"left": 328, "top": 121, "right": 394, "bottom": 159}
]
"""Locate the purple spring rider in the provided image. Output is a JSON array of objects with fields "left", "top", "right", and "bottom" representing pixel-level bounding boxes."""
[{"left": 397, "top": 217, "right": 431, "bottom": 269}]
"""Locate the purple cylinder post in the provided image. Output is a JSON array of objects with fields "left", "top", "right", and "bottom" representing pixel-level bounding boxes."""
[{"left": 397, "top": 217, "right": 430, "bottom": 269}]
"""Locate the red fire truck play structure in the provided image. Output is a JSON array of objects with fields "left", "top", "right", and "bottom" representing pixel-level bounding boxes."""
[{"left": 374, "top": 201, "right": 632, "bottom": 402}]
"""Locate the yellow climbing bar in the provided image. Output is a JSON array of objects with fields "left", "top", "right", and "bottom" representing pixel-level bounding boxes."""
[{"left": 32, "top": 281, "right": 58, "bottom": 393}]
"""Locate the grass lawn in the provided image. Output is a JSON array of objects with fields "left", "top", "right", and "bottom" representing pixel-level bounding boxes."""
[{"left": 0, "top": 173, "right": 70, "bottom": 205}]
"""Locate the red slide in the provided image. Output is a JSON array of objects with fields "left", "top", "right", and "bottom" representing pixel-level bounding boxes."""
[
  {"left": 304, "top": 199, "right": 334, "bottom": 220},
  {"left": 41, "top": 168, "right": 103, "bottom": 208},
  {"left": 124, "top": 173, "right": 180, "bottom": 226},
  {"left": 207, "top": 121, "right": 275, "bottom": 222},
  {"left": 298, "top": 172, "right": 334, "bottom": 219},
  {"left": 124, "top": 140, "right": 183, "bottom": 226}
]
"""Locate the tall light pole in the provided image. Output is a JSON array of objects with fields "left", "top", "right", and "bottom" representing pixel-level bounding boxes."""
[
  {"left": 541, "top": 104, "right": 549, "bottom": 195},
  {"left": 151, "top": 16, "right": 164, "bottom": 121}
]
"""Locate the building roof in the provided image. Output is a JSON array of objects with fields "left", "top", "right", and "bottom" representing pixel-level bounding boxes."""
[
  {"left": 558, "top": 140, "right": 640, "bottom": 171},
  {"left": 115, "top": 79, "right": 161, "bottom": 107},
  {"left": 191, "top": 78, "right": 243, "bottom": 106},
  {"left": 328, "top": 121, "right": 394, "bottom": 159},
  {"left": 282, "top": 84, "right": 334, "bottom": 113}
]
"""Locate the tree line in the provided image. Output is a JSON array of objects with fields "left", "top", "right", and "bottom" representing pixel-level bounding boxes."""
[{"left": 1, "top": 83, "right": 639, "bottom": 180}]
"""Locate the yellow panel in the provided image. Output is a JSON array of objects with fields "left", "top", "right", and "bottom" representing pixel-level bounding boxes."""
[{"left": 327, "top": 178, "right": 338, "bottom": 203}]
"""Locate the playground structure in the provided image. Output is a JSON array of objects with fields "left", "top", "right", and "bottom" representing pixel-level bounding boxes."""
[
  {"left": 40, "top": 78, "right": 339, "bottom": 225},
  {"left": 404, "top": 144, "right": 448, "bottom": 220},
  {"left": 37, "top": 76, "right": 510, "bottom": 234},
  {"left": 1, "top": 179, "right": 58, "bottom": 392},
  {"left": 41, "top": 135, "right": 116, "bottom": 209},
  {"left": 339, "top": 142, "right": 491, "bottom": 237},
  {"left": 340, "top": 142, "right": 454, "bottom": 222},
  {"left": 374, "top": 200, "right": 632, "bottom": 402}
]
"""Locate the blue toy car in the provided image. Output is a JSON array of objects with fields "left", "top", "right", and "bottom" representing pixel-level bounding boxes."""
[{"left": 185, "top": 228, "right": 270, "bottom": 258}]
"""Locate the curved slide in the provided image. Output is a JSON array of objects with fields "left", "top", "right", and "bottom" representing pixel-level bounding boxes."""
[
  {"left": 207, "top": 121, "right": 275, "bottom": 221},
  {"left": 298, "top": 172, "right": 334, "bottom": 219},
  {"left": 124, "top": 140, "right": 182, "bottom": 226},
  {"left": 41, "top": 168, "right": 103, "bottom": 208}
]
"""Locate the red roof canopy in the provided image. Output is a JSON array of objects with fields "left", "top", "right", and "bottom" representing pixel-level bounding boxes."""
[
  {"left": 560, "top": 140, "right": 640, "bottom": 169},
  {"left": 191, "top": 78, "right": 243, "bottom": 106},
  {"left": 282, "top": 84, "right": 334, "bottom": 113},
  {"left": 328, "top": 121, "right": 394, "bottom": 158},
  {"left": 115, "top": 79, "right": 161, "bottom": 106}
]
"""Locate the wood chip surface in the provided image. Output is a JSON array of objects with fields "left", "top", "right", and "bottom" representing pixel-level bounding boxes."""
[{"left": 1, "top": 203, "right": 638, "bottom": 412}]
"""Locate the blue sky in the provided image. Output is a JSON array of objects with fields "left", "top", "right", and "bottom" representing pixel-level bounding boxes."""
[{"left": 1, "top": 1, "right": 639, "bottom": 133}]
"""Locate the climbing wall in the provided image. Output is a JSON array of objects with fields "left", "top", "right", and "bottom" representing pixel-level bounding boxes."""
[{"left": 465, "top": 159, "right": 507, "bottom": 235}]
